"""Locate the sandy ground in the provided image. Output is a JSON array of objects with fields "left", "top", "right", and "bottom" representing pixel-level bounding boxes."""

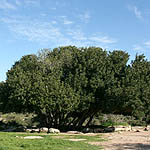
[{"left": 89, "top": 131, "right": 150, "bottom": 150}]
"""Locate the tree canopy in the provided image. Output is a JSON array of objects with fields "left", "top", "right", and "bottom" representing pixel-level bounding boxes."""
[{"left": 0, "top": 46, "right": 150, "bottom": 128}]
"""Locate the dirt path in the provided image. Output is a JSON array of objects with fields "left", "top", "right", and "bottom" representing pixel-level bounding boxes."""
[{"left": 89, "top": 131, "right": 150, "bottom": 150}]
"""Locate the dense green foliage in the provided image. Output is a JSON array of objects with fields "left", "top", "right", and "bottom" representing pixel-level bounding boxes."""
[{"left": 0, "top": 46, "right": 150, "bottom": 128}]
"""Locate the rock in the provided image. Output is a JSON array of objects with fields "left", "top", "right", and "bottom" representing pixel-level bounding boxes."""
[
  {"left": 144, "top": 126, "right": 150, "bottom": 131},
  {"left": 132, "top": 126, "right": 145, "bottom": 132},
  {"left": 104, "top": 127, "right": 115, "bottom": 132},
  {"left": 84, "top": 133, "right": 95, "bottom": 135},
  {"left": 40, "top": 127, "right": 49, "bottom": 132},
  {"left": 23, "top": 136, "right": 43, "bottom": 139},
  {"left": 136, "top": 130, "right": 140, "bottom": 132},
  {"left": 36, "top": 128, "right": 40, "bottom": 132},
  {"left": 26, "top": 128, "right": 40, "bottom": 133},
  {"left": 82, "top": 128, "right": 92, "bottom": 133},
  {"left": 125, "top": 125, "right": 132, "bottom": 131},
  {"left": 67, "top": 131, "right": 82, "bottom": 134},
  {"left": 118, "top": 131, "right": 123, "bottom": 134},
  {"left": 93, "top": 128, "right": 104, "bottom": 133},
  {"left": 26, "top": 129, "right": 33, "bottom": 132},
  {"left": 147, "top": 125, "right": 150, "bottom": 130},
  {"left": 114, "top": 125, "right": 131, "bottom": 132},
  {"left": 144, "top": 127, "right": 148, "bottom": 131},
  {"left": 49, "top": 128, "right": 60, "bottom": 133},
  {"left": 33, "top": 128, "right": 40, "bottom": 132}
]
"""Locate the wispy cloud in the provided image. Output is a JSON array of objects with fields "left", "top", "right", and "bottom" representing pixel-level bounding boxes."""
[
  {"left": 14, "top": 0, "right": 40, "bottom": 8},
  {"left": 79, "top": 11, "right": 91, "bottom": 23},
  {"left": 59, "top": 16, "right": 73, "bottom": 25},
  {"left": 134, "top": 6, "right": 142, "bottom": 19},
  {"left": 1, "top": 15, "right": 117, "bottom": 48},
  {"left": 55, "top": 1, "right": 67, "bottom": 7},
  {"left": 89, "top": 36, "right": 117, "bottom": 44},
  {"left": 133, "top": 41, "right": 150, "bottom": 51},
  {"left": 1, "top": 16, "right": 67, "bottom": 44},
  {"left": 0, "top": 0, "right": 17, "bottom": 10},
  {"left": 24, "top": 0, "right": 40, "bottom": 6},
  {"left": 63, "top": 19, "right": 73, "bottom": 25},
  {"left": 0, "top": 0, "right": 41, "bottom": 11},
  {"left": 133, "top": 45, "right": 143, "bottom": 51},
  {"left": 51, "top": 20, "right": 57, "bottom": 24},
  {"left": 128, "top": 5, "right": 142, "bottom": 19},
  {"left": 67, "top": 29, "right": 87, "bottom": 41},
  {"left": 15, "top": 0, "right": 21, "bottom": 6},
  {"left": 144, "top": 41, "right": 150, "bottom": 47},
  {"left": 51, "top": 7, "right": 56, "bottom": 10}
]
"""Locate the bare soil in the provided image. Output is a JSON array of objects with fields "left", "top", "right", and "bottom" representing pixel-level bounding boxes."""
[{"left": 89, "top": 131, "right": 150, "bottom": 150}]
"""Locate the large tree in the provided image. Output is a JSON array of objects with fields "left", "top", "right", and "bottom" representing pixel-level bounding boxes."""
[
  {"left": 3, "top": 46, "right": 150, "bottom": 128},
  {"left": 5, "top": 50, "right": 79, "bottom": 128},
  {"left": 122, "top": 55, "right": 150, "bottom": 124}
]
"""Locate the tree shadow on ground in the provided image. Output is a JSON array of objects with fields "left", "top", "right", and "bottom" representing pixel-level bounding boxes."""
[{"left": 113, "top": 143, "right": 150, "bottom": 150}]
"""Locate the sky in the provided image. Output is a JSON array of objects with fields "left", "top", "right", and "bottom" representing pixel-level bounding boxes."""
[{"left": 0, "top": 0, "right": 150, "bottom": 81}]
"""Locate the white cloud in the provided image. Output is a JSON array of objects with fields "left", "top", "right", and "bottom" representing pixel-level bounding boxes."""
[
  {"left": 59, "top": 16, "right": 73, "bottom": 25},
  {"left": 1, "top": 16, "right": 67, "bottom": 44},
  {"left": 67, "top": 29, "right": 117, "bottom": 46},
  {"left": 133, "top": 44, "right": 146, "bottom": 52},
  {"left": 67, "top": 29, "right": 87, "bottom": 41},
  {"left": 79, "top": 11, "right": 91, "bottom": 23},
  {"left": 128, "top": 5, "right": 142, "bottom": 19},
  {"left": 63, "top": 19, "right": 73, "bottom": 25},
  {"left": 0, "top": 0, "right": 16, "bottom": 10},
  {"left": 144, "top": 41, "right": 150, "bottom": 47},
  {"left": 13, "top": 24, "right": 66, "bottom": 44},
  {"left": 51, "top": 7, "right": 56, "bottom": 10},
  {"left": 133, "top": 45, "right": 142, "bottom": 51},
  {"left": 15, "top": 0, "right": 21, "bottom": 6},
  {"left": 55, "top": 1, "right": 67, "bottom": 7},
  {"left": 89, "top": 36, "right": 117, "bottom": 44},
  {"left": 24, "top": 0, "right": 40, "bottom": 6},
  {"left": 51, "top": 20, "right": 57, "bottom": 24},
  {"left": 134, "top": 6, "right": 142, "bottom": 19},
  {"left": 1, "top": 15, "right": 117, "bottom": 48},
  {"left": 0, "top": 0, "right": 41, "bottom": 11},
  {"left": 40, "top": 13, "right": 47, "bottom": 17},
  {"left": 133, "top": 41, "right": 150, "bottom": 52},
  {"left": 14, "top": 0, "right": 40, "bottom": 8}
]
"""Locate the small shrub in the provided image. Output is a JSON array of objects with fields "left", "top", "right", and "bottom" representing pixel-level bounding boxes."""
[
  {"left": 0, "top": 112, "right": 37, "bottom": 129},
  {"left": 88, "top": 114, "right": 131, "bottom": 127}
]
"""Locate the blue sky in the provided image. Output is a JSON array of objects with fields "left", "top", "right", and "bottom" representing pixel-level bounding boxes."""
[{"left": 0, "top": 0, "right": 150, "bottom": 81}]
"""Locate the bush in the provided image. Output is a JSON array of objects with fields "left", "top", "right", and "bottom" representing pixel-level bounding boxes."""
[
  {"left": 88, "top": 114, "right": 133, "bottom": 127},
  {"left": 0, "top": 112, "right": 38, "bottom": 128}
]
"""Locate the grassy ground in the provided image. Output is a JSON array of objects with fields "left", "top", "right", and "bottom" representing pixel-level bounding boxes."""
[{"left": 0, "top": 132, "right": 103, "bottom": 150}]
